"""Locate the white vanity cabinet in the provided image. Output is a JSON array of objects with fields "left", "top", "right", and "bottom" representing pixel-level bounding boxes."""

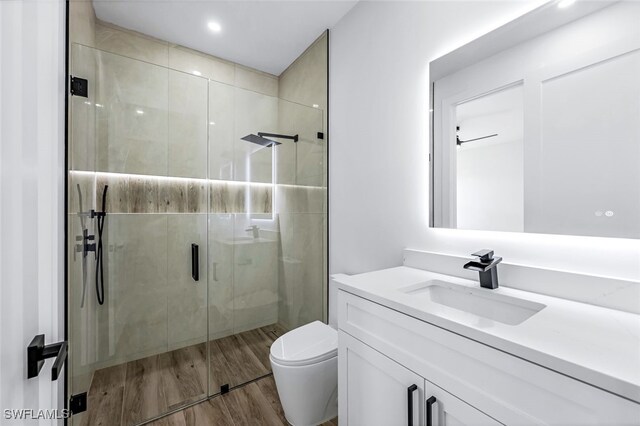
[
  {"left": 337, "top": 289, "right": 640, "bottom": 426},
  {"left": 341, "top": 332, "right": 425, "bottom": 426},
  {"left": 341, "top": 331, "right": 500, "bottom": 426}
]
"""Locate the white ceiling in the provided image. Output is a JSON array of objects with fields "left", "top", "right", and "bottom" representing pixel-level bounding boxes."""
[{"left": 93, "top": 0, "right": 358, "bottom": 75}]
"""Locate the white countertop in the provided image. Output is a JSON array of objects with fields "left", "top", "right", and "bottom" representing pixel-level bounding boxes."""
[{"left": 333, "top": 266, "right": 640, "bottom": 404}]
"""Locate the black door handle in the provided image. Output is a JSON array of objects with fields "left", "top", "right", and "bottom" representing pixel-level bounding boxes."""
[
  {"left": 27, "top": 334, "right": 67, "bottom": 381},
  {"left": 191, "top": 243, "right": 199, "bottom": 281},
  {"left": 407, "top": 384, "right": 418, "bottom": 426},
  {"left": 426, "top": 396, "right": 437, "bottom": 426}
]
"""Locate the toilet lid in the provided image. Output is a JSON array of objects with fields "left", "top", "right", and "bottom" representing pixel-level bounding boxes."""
[{"left": 270, "top": 321, "right": 338, "bottom": 366}]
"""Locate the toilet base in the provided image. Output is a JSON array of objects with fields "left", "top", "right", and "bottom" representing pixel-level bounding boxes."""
[{"left": 270, "top": 355, "right": 338, "bottom": 426}]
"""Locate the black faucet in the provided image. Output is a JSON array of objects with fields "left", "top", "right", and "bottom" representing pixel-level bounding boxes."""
[{"left": 463, "top": 249, "right": 502, "bottom": 289}]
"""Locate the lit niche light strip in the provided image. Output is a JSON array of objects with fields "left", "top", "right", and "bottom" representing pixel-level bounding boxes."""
[
  {"left": 69, "top": 170, "right": 326, "bottom": 190},
  {"left": 69, "top": 170, "right": 271, "bottom": 187},
  {"left": 69, "top": 171, "right": 327, "bottom": 218}
]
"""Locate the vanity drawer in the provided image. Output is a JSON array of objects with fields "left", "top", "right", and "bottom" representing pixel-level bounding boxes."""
[{"left": 338, "top": 289, "right": 640, "bottom": 425}]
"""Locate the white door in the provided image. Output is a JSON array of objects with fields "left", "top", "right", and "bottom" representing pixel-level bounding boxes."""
[
  {"left": 425, "top": 381, "right": 502, "bottom": 426},
  {"left": 339, "top": 331, "right": 425, "bottom": 426},
  {"left": 0, "top": 0, "right": 66, "bottom": 424}
]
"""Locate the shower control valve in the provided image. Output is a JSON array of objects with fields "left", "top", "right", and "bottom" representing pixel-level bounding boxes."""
[{"left": 75, "top": 229, "right": 96, "bottom": 259}]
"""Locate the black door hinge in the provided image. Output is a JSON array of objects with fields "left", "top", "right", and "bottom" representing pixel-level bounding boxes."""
[
  {"left": 69, "top": 392, "right": 87, "bottom": 414},
  {"left": 220, "top": 384, "right": 230, "bottom": 394},
  {"left": 70, "top": 76, "right": 88, "bottom": 98}
]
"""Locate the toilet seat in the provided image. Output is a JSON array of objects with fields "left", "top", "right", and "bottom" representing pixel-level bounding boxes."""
[{"left": 270, "top": 321, "right": 337, "bottom": 367}]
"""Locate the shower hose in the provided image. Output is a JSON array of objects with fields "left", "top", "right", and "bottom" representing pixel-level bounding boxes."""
[{"left": 95, "top": 185, "right": 108, "bottom": 305}]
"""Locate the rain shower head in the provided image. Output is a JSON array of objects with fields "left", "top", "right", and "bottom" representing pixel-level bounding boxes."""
[
  {"left": 241, "top": 132, "right": 299, "bottom": 147},
  {"left": 241, "top": 134, "right": 281, "bottom": 147}
]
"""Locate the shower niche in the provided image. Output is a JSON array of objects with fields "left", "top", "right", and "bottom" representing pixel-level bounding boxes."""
[{"left": 67, "top": 22, "right": 327, "bottom": 425}]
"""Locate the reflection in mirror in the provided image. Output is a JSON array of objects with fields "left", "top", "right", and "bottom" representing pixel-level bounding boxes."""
[
  {"left": 455, "top": 84, "right": 523, "bottom": 232},
  {"left": 430, "top": 1, "right": 640, "bottom": 239}
]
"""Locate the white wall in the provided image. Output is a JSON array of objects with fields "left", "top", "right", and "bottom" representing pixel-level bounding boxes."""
[
  {"left": 329, "top": 1, "right": 640, "bottom": 286},
  {"left": 0, "top": 0, "right": 66, "bottom": 423}
]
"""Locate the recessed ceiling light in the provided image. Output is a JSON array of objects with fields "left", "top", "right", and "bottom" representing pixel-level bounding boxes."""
[
  {"left": 208, "top": 21, "right": 222, "bottom": 33},
  {"left": 558, "top": 0, "right": 576, "bottom": 9},
  {"left": 136, "top": 109, "right": 144, "bottom": 115},
  {"left": 209, "top": 121, "right": 216, "bottom": 125},
  {"left": 312, "top": 104, "right": 319, "bottom": 108},
  {"left": 193, "top": 70, "right": 202, "bottom": 76}
]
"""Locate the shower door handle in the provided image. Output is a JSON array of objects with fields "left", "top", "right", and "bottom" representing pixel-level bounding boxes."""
[{"left": 191, "top": 243, "right": 199, "bottom": 282}]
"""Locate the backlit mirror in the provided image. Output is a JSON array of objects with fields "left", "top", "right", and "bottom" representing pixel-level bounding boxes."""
[{"left": 430, "top": 1, "right": 640, "bottom": 239}]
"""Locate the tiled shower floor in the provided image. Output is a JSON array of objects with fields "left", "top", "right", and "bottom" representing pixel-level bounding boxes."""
[{"left": 78, "top": 323, "right": 314, "bottom": 425}]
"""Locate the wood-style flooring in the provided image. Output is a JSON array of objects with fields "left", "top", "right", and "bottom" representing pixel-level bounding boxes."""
[
  {"left": 148, "top": 376, "right": 338, "bottom": 426},
  {"left": 80, "top": 324, "right": 335, "bottom": 426}
]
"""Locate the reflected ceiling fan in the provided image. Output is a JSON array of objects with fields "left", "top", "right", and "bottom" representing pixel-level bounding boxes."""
[{"left": 456, "top": 125, "right": 498, "bottom": 146}]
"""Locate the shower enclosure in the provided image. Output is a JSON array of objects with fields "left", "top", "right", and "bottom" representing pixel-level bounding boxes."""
[{"left": 68, "top": 40, "right": 326, "bottom": 425}]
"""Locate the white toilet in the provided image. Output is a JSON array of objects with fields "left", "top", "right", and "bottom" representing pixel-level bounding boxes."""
[{"left": 270, "top": 321, "right": 338, "bottom": 426}]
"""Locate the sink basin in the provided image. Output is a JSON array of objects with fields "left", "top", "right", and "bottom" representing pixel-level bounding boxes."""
[{"left": 400, "top": 280, "right": 545, "bottom": 325}]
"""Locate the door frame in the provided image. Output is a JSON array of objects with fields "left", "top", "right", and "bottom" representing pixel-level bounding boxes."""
[{"left": 63, "top": 0, "right": 71, "bottom": 422}]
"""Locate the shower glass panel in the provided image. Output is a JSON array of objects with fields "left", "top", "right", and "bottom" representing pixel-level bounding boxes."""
[
  {"left": 68, "top": 44, "right": 209, "bottom": 425},
  {"left": 68, "top": 40, "right": 327, "bottom": 424},
  {"left": 274, "top": 100, "right": 326, "bottom": 330},
  {"left": 207, "top": 83, "right": 325, "bottom": 394}
]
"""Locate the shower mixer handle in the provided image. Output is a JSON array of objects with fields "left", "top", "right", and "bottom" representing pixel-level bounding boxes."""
[{"left": 75, "top": 229, "right": 96, "bottom": 258}]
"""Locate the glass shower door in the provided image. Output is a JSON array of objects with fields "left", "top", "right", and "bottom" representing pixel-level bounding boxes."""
[{"left": 68, "top": 44, "right": 210, "bottom": 425}]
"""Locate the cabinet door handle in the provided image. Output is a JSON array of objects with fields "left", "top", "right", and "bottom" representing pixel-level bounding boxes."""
[
  {"left": 407, "top": 384, "right": 418, "bottom": 426},
  {"left": 426, "top": 396, "right": 437, "bottom": 426},
  {"left": 191, "top": 243, "right": 199, "bottom": 281}
]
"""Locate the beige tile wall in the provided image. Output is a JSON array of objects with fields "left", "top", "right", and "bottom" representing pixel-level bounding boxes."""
[
  {"left": 69, "top": 0, "right": 96, "bottom": 47},
  {"left": 88, "top": 20, "right": 279, "bottom": 97},
  {"left": 279, "top": 32, "right": 328, "bottom": 114}
]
